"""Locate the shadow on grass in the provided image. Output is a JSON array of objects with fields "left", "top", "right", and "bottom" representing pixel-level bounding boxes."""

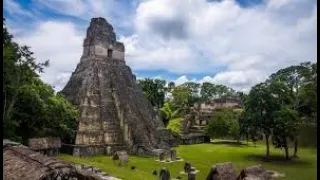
[
  {"left": 209, "top": 141, "right": 248, "bottom": 147},
  {"left": 244, "top": 154, "right": 313, "bottom": 166}
]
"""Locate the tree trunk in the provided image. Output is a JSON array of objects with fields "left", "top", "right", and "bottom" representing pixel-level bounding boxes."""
[
  {"left": 265, "top": 134, "right": 270, "bottom": 157},
  {"left": 293, "top": 137, "right": 299, "bottom": 158},
  {"left": 4, "top": 63, "right": 22, "bottom": 122},
  {"left": 246, "top": 133, "right": 249, "bottom": 145},
  {"left": 3, "top": 90, "right": 7, "bottom": 122},
  {"left": 284, "top": 138, "right": 289, "bottom": 160}
]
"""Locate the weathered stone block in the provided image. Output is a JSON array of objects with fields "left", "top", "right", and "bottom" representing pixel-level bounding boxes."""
[
  {"left": 188, "top": 171, "right": 196, "bottom": 180},
  {"left": 184, "top": 162, "right": 192, "bottom": 173},
  {"left": 206, "top": 162, "right": 237, "bottom": 180},
  {"left": 170, "top": 149, "right": 176, "bottom": 161},
  {"left": 106, "top": 146, "right": 112, "bottom": 155},
  {"left": 237, "top": 165, "right": 272, "bottom": 180},
  {"left": 159, "top": 152, "right": 166, "bottom": 161}
]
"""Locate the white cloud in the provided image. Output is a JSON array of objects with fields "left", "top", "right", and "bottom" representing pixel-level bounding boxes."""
[
  {"left": 6, "top": 0, "right": 317, "bottom": 93},
  {"left": 122, "top": 0, "right": 317, "bottom": 91},
  {"left": 199, "top": 70, "right": 267, "bottom": 92},
  {"left": 172, "top": 75, "right": 197, "bottom": 86},
  {"left": 171, "top": 70, "right": 264, "bottom": 93},
  {"left": 14, "top": 21, "right": 83, "bottom": 91}
]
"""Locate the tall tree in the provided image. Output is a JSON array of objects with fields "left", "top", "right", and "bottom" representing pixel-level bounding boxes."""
[
  {"left": 137, "top": 78, "right": 167, "bottom": 108},
  {"left": 244, "top": 82, "right": 279, "bottom": 157},
  {"left": 3, "top": 19, "right": 78, "bottom": 143},
  {"left": 171, "top": 86, "right": 192, "bottom": 110},
  {"left": 200, "top": 82, "right": 217, "bottom": 102},
  {"left": 272, "top": 107, "right": 300, "bottom": 159},
  {"left": 270, "top": 62, "right": 317, "bottom": 157},
  {"left": 168, "top": 81, "right": 176, "bottom": 92},
  {"left": 181, "top": 82, "right": 201, "bottom": 104},
  {"left": 206, "top": 108, "right": 241, "bottom": 141}
]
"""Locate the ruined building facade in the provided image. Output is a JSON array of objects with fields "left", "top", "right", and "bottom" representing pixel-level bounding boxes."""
[
  {"left": 180, "top": 98, "right": 241, "bottom": 144},
  {"left": 61, "top": 17, "right": 170, "bottom": 156}
]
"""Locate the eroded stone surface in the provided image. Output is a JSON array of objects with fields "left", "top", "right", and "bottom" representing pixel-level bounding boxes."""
[
  {"left": 170, "top": 149, "right": 176, "bottom": 161},
  {"left": 237, "top": 165, "right": 272, "bottom": 180},
  {"left": 61, "top": 17, "right": 169, "bottom": 156},
  {"left": 206, "top": 162, "right": 237, "bottom": 180}
]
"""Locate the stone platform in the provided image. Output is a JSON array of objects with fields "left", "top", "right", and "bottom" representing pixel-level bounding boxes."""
[{"left": 61, "top": 144, "right": 128, "bottom": 156}]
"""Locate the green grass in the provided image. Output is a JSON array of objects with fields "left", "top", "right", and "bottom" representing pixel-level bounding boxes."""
[{"left": 58, "top": 140, "right": 317, "bottom": 180}]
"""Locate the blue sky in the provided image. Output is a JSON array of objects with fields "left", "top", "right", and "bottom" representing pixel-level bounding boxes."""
[{"left": 4, "top": 0, "right": 317, "bottom": 92}]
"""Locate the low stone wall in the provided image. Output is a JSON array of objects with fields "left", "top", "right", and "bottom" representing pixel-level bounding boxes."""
[
  {"left": 156, "top": 128, "right": 179, "bottom": 147},
  {"left": 180, "top": 135, "right": 210, "bottom": 145},
  {"left": 61, "top": 144, "right": 106, "bottom": 156},
  {"left": 61, "top": 144, "right": 129, "bottom": 157},
  {"left": 75, "top": 164, "right": 121, "bottom": 180}
]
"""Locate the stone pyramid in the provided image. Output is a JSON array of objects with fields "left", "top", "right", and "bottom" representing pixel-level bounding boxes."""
[{"left": 61, "top": 17, "right": 170, "bottom": 156}]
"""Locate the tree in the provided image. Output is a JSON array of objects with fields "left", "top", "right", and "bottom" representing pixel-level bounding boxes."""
[
  {"left": 3, "top": 19, "right": 79, "bottom": 144},
  {"left": 168, "top": 81, "right": 176, "bottom": 92},
  {"left": 239, "top": 111, "right": 261, "bottom": 147},
  {"left": 206, "top": 108, "right": 241, "bottom": 141},
  {"left": 272, "top": 107, "right": 300, "bottom": 159},
  {"left": 270, "top": 62, "right": 317, "bottom": 157},
  {"left": 181, "top": 82, "right": 201, "bottom": 104},
  {"left": 167, "top": 117, "right": 183, "bottom": 137},
  {"left": 206, "top": 112, "right": 230, "bottom": 139},
  {"left": 244, "top": 82, "right": 279, "bottom": 157},
  {"left": 237, "top": 91, "right": 247, "bottom": 106},
  {"left": 171, "top": 86, "right": 192, "bottom": 109},
  {"left": 137, "top": 78, "right": 167, "bottom": 108},
  {"left": 3, "top": 19, "right": 49, "bottom": 125},
  {"left": 159, "top": 102, "right": 173, "bottom": 126},
  {"left": 215, "top": 84, "right": 230, "bottom": 98},
  {"left": 45, "top": 93, "right": 79, "bottom": 144},
  {"left": 229, "top": 118, "right": 241, "bottom": 143},
  {"left": 200, "top": 82, "right": 217, "bottom": 102}
]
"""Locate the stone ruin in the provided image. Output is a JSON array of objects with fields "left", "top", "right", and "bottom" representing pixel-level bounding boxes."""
[
  {"left": 180, "top": 98, "right": 241, "bottom": 144},
  {"left": 3, "top": 139, "right": 115, "bottom": 180},
  {"left": 179, "top": 113, "right": 211, "bottom": 145},
  {"left": 28, "top": 137, "right": 61, "bottom": 156},
  {"left": 60, "top": 17, "right": 171, "bottom": 156},
  {"left": 206, "top": 162, "right": 237, "bottom": 180},
  {"left": 155, "top": 162, "right": 280, "bottom": 180},
  {"left": 205, "top": 162, "right": 282, "bottom": 180},
  {"left": 112, "top": 151, "right": 129, "bottom": 166}
]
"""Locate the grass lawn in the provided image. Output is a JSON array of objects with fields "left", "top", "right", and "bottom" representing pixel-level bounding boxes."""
[{"left": 58, "top": 140, "right": 317, "bottom": 180}]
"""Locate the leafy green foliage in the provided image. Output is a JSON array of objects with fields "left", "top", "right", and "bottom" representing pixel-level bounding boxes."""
[
  {"left": 206, "top": 108, "right": 241, "bottom": 140},
  {"left": 272, "top": 107, "right": 301, "bottom": 159},
  {"left": 137, "top": 78, "right": 167, "bottom": 108},
  {"left": 159, "top": 102, "right": 173, "bottom": 126},
  {"left": 3, "top": 19, "right": 79, "bottom": 144},
  {"left": 167, "top": 118, "right": 183, "bottom": 137},
  {"left": 200, "top": 82, "right": 217, "bottom": 102},
  {"left": 200, "top": 82, "right": 241, "bottom": 103},
  {"left": 229, "top": 119, "right": 241, "bottom": 142},
  {"left": 171, "top": 86, "right": 192, "bottom": 109},
  {"left": 242, "top": 61, "right": 317, "bottom": 158}
]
